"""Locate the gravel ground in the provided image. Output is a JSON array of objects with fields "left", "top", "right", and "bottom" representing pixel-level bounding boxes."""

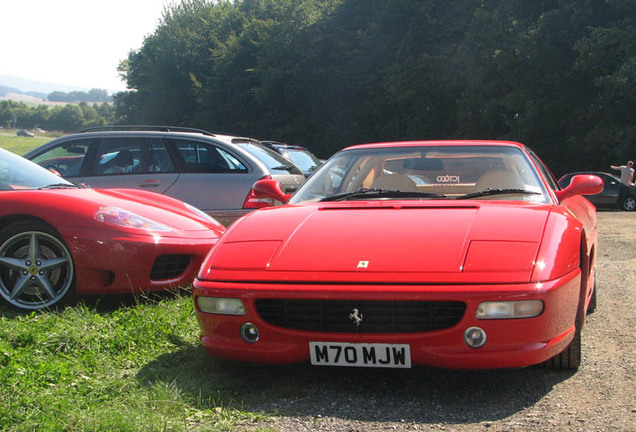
[{"left": 238, "top": 211, "right": 636, "bottom": 432}]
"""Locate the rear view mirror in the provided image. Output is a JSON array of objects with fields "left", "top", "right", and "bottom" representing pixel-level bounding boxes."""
[
  {"left": 252, "top": 178, "right": 292, "bottom": 204},
  {"left": 555, "top": 174, "right": 604, "bottom": 201}
]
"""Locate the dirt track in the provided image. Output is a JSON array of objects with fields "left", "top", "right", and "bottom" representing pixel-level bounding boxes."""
[{"left": 238, "top": 211, "right": 636, "bottom": 431}]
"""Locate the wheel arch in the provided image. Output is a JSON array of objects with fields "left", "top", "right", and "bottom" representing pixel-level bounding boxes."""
[
  {"left": 578, "top": 230, "right": 592, "bottom": 326},
  {"left": 0, "top": 215, "right": 62, "bottom": 239}
]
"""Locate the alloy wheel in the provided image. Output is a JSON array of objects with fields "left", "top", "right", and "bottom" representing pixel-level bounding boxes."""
[{"left": 0, "top": 230, "right": 74, "bottom": 310}]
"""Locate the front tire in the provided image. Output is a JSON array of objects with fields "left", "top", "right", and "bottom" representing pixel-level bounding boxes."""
[
  {"left": 544, "top": 249, "right": 588, "bottom": 370},
  {"left": 0, "top": 221, "right": 75, "bottom": 310},
  {"left": 621, "top": 196, "right": 636, "bottom": 211},
  {"left": 587, "top": 280, "right": 597, "bottom": 314},
  {"left": 543, "top": 328, "right": 581, "bottom": 370}
]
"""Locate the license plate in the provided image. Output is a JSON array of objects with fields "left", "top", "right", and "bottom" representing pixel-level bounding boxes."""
[{"left": 309, "top": 342, "right": 411, "bottom": 368}]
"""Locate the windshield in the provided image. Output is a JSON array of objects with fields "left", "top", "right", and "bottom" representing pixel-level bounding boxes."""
[
  {"left": 0, "top": 148, "right": 76, "bottom": 190},
  {"left": 289, "top": 145, "right": 550, "bottom": 204},
  {"left": 236, "top": 143, "right": 303, "bottom": 175},
  {"left": 280, "top": 149, "right": 321, "bottom": 173}
]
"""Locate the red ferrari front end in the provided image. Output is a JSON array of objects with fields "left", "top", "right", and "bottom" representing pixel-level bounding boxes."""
[
  {"left": 60, "top": 224, "right": 220, "bottom": 295},
  {"left": 193, "top": 141, "right": 601, "bottom": 370},
  {"left": 194, "top": 201, "right": 592, "bottom": 369},
  {"left": 53, "top": 187, "right": 226, "bottom": 295},
  {"left": 194, "top": 272, "right": 582, "bottom": 369}
]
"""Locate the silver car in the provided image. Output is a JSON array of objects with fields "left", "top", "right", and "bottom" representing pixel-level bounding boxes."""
[{"left": 23, "top": 127, "right": 306, "bottom": 226}]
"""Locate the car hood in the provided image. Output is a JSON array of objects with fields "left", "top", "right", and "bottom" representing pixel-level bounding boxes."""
[
  {"left": 202, "top": 202, "right": 553, "bottom": 283},
  {"left": 6, "top": 188, "right": 224, "bottom": 235},
  {"left": 91, "top": 188, "right": 224, "bottom": 232}
]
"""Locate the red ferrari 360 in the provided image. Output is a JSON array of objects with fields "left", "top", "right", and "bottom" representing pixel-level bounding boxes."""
[
  {"left": 0, "top": 148, "right": 225, "bottom": 311},
  {"left": 193, "top": 141, "right": 603, "bottom": 370}
]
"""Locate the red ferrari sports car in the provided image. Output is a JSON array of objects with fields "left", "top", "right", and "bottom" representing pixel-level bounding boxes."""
[
  {"left": 193, "top": 141, "right": 603, "bottom": 370},
  {"left": 0, "top": 148, "right": 225, "bottom": 311}
]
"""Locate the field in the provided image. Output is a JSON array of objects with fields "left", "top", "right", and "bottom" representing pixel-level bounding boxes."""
[
  {"left": 0, "top": 132, "right": 53, "bottom": 155},
  {"left": 1, "top": 137, "right": 634, "bottom": 431}
]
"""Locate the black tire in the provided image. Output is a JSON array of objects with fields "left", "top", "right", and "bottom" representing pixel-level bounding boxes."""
[
  {"left": 543, "top": 327, "right": 581, "bottom": 370},
  {"left": 621, "top": 196, "right": 636, "bottom": 211},
  {"left": 587, "top": 280, "right": 597, "bottom": 315},
  {"left": 0, "top": 221, "right": 75, "bottom": 310},
  {"left": 544, "top": 251, "right": 587, "bottom": 370}
]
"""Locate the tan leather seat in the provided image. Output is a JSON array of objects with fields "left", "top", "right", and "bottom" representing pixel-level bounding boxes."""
[
  {"left": 370, "top": 174, "right": 418, "bottom": 192},
  {"left": 472, "top": 171, "right": 524, "bottom": 192}
]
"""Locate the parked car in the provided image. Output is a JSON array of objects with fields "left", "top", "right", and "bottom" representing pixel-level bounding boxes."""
[
  {"left": 194, "top": 140, "right": 603, "bottom": 370},
  {"left": 16, "top": 130, "right": 34, "bottom": 137},
  {"left": 217, "top": 136, "right": 306, "bottom": 192},
  {"left": 0, "top": 147, "right": 225, "bottom": 311},
  {"left": 558, "top": 171, "right": 636, "bottom": 211},
  {"left": 261, "top": 140, "right": 323, "bottom": 177},
  {"left": 23, "top": 126, "right": 302, "bottom": 226}
]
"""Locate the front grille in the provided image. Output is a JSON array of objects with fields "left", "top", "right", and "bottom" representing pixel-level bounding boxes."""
[
  {"left": 150, "top": 255, "right": 191, "bottom": 280},
  {"left": 255, "top": 299, "right": 466, "bottom": 333}
]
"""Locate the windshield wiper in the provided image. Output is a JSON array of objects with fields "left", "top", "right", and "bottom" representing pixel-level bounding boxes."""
[
  {"left": 38, "top": 183, "right": 80, "bottom": 190},
  {"left": 458, "top": 188, "right": 541, "bottom": 199},
  {"left": 271, "top": 164, "right": 294, "bottom": 171},
  {"left": 320, "top": 188, "right": 446, "bottom": 202}
]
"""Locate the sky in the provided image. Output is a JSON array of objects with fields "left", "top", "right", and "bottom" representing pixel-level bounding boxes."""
[{"left": 2, "top": 0, "right": 173, "bottom": 93}]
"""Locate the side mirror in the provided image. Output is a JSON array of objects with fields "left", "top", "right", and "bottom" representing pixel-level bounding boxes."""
[
  {"left": 252, "top": 178, "right": 292, "bottom": 204},
  {"left": 555, "top": 174, "right": 604, "bottom": 201}
]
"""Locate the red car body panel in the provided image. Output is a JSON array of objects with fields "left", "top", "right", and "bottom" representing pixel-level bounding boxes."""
[
  {"left": 2, "top": 188, "right": 224, "bottom": 295},
  {"left": 193, "top": 140, "right": 600, "bottom": 369}
]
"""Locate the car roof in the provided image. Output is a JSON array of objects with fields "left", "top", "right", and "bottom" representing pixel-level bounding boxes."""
[
  {"left": 342, "top": 140, "right": 526, "bottom": 151},
  {"left": 42, "top": 126, "right": 256, "bottom": 142},
  {"left": 21, "top": 126, "right": 272, "bottom": 174}
]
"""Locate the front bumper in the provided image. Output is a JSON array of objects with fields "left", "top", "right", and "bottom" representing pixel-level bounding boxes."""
[
  {"left": 59, "top": 226, "right": 217, "bottom": 294},
  {"left": 193, "top": 269, "right": 581, "bottom": 369}
]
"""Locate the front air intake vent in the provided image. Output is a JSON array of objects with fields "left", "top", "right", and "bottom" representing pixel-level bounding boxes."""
[
  {"left": 255, "top": 299, "right": 466, "bottom": 333},
  {"left": 150, "top": 255, "right": 191, "bottom": 280}
]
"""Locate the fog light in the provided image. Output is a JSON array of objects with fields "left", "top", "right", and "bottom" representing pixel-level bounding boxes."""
[
  {"left": 464, "top": 326, "right": 487, "bottom": 348},
  {"left": 240, "top": 322, "right": 260, "bottom": 343},
  {"left": 196, "top": 297, "right": 245, "bottom": 315},
  {"left": 476, "top": 300, "right": 544, "bottom": 319}
]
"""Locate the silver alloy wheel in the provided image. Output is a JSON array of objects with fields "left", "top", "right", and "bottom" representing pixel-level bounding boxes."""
[
  {"left": 622, "top": 197, "right": 636, "bottom": 211},
  {"left": 0, "top": 230, "right": 74, "bottom": 310}
]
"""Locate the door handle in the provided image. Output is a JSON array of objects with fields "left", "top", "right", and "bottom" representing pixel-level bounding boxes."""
[{"left": 139, "top": 179, "right": 161, "bottom": 188}]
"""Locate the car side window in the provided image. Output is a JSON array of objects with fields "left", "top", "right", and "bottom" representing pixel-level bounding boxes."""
[
  {"left": 94, "top": 138, "right": 171, "bottom": 175},
  {"left": 147, "top": 142, "right": 174, "bottom": 173},
  {"left": 30, "top": 139, "right": 93, "bottom": 177},
  {"left": 168, "top": 139, "right": 248, "bottom": 173}
]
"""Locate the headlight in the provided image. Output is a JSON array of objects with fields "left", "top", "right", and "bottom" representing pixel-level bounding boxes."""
[
  {"left": 196, "top": 297, "right": 246, "bottom": 315},
  {"left": 94, "top": 206, "right": 172, "bottom": 232},
  {"left": 184, "top": 202, "right": 221, "bottom": 225},
  {"left": 476, "top": 300, "right": 544, "bottom": 319}
]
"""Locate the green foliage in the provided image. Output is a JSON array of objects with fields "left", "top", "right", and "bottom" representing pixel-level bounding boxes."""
[
  {"left": 48, "top": 89, "right": 112, "bottom": 103},
  {"left": 115, "top": 0, "right": 636, "bottom": 174},
  {"left": 0, "top": 100, "right": 115, "bottom": 132}
]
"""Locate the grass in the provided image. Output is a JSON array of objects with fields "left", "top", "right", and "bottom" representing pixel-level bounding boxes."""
[
  {"left": 0, "top": 131, "right": 53, "bottom": 155},
  {"left": 0, "top": 134, "right": 288, "bottom": 430},
  {"left": 0, "top": 292, "right": 280, "bottom": 431}
]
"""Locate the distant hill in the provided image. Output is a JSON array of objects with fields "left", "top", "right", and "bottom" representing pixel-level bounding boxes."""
[
  {"left": 0, "top": 84, "right": 22, "bottom": 97},
  {"left": 0, "top": 85, "right": 48, "bottom": 100},
  {"left": 0, "top": 75, "right": 91, "bottom": 95},
  {"left": 0, "top": 76, "right": 114, "bottom": 103}
]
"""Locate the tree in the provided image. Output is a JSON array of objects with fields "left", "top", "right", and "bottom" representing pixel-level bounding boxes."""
[{"left": 114, "top": 0, "right": 636, "bottom": 171}]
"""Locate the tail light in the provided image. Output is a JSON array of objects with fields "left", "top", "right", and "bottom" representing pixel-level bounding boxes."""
[{"left": 243, "top": 176, "right": 276, "bottom": 209}]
